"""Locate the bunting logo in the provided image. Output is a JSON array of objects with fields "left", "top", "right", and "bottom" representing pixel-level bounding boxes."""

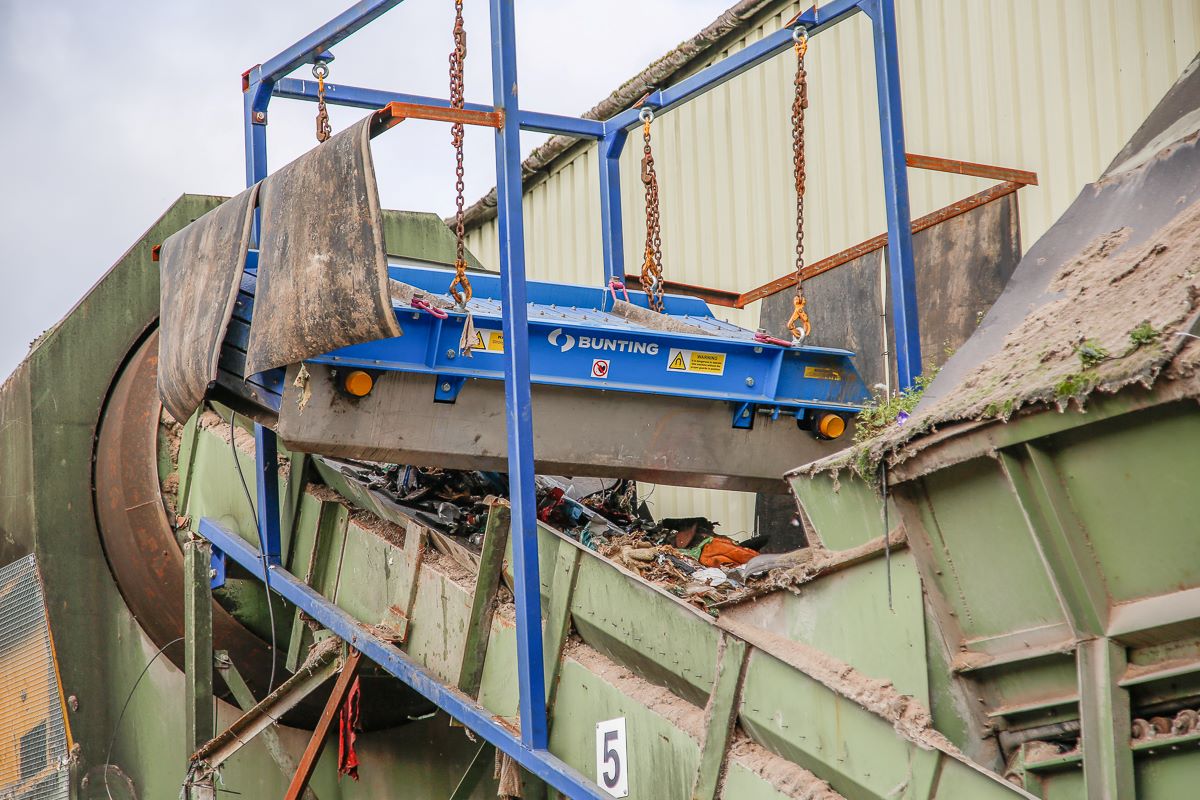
[
  {"left": 547, "top": 328, "right": 659, "bottom": 356},
  {"left": 548, "top": 328, "right": 576, "bottom": 352}
]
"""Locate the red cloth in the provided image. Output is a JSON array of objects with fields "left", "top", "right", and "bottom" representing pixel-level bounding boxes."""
[{"left": 338, "top": 677, "right": 362, "bottom": 781}]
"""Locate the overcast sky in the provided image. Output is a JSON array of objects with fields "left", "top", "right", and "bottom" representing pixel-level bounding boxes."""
[{"left": 0, "top": 0, "right": 731, "bottom": 378}]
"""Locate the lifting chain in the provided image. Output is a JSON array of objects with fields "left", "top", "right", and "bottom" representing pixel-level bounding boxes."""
[
  {"left": 786, "top": 28, "right": 812, "bottom": 343},
  {"left": 447, "top": 0, "right": 472, "bottom": 307},
  {"left": 313, "top": 61, "right": 332, "bottom": 143},
  {"left": 639, "top": 107, "right": 665, "bottom": 313}
]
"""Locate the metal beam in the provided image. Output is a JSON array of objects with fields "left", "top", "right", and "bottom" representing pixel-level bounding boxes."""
[
  {"left": 864, "top": 0, "right": 921, "bottom": 387},
  {"left": 259, "top": 0, "right": 405, "bottom": 85},
  {"left": 191, "top": 643, "right": 342, "bottom": 775},
  {"left": 605, "top": 0, "right": 865, "bottom": 131},
  {"left": 1077, "top": 638, "right": 1134, "bottom": 800},
  {"left": 273, "top": 78, "right": 605, "bottom": 139},
  {"left": 543, "top": 543, "right": 583, "bottom": 709},
  {"left": 489, "top": 0, "right": 550, "bottom": 752},
  {"left": 458, "top": 504, "right": 511, "bottom": 698},
  {"left": 214, "top": 650, "right": 319, "bottom": 800},
  {"left": 198, "top": 517, "right": 607, "bottom": 799},
  {"left": 286, "top": 649, "right": 363, "bottom": 800},
  {"left": 691, "top": 634, "right": 749, "bottom": 800},
  {"left": 735, "top": 181, "right": 1023, "bottom": 307},
  {"left": 998, "top": 447, "right": 1108, "bottom": 636},
  {"left": 184, "top": 537, "right": 214, "bottom": 756}
]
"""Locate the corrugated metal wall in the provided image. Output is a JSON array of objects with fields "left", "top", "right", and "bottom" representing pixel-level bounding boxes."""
[{"left": 465, "top": 0, "right": 1200, "bottom": 534}]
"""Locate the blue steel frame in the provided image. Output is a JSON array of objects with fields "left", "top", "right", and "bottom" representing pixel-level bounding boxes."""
[{"left": 231, "top": 0, "right": 918, "bottom": 794}]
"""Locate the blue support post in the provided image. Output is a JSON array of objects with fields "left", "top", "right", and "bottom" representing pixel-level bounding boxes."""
[
  {"left": 243, "top": 72, "right": 283, "bottom": 572},
  {"left": 864, "top": 0, "right": 922, "bottom": 387},
  {"left": 488, "top": 0, "right": 549, "bottom": 750},
  {"left": 253, "top": 425, "right": 283, "bottom": 565},
  {"left": 598, "top": 130, "right": 628, "bottom": 285}
]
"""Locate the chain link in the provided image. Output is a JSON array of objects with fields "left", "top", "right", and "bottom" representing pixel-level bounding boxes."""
[
  {"left": 787, "top": 30, "right": 812, "bottom": 342},
  {"left": 314, "top": 63, "right": 332, "bottom": 143},
  {"left": 447, "top": 0, "right": 472, "bottom": 306},
  {"left": 640, "top": 114, "right": 665, "bottom": 313}
]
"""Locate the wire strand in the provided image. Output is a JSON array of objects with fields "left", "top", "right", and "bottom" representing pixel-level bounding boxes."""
[
  {"left": 221, "top": 406, "right": 278, "bottom": 696},
  {"left": 106, "top": 637, "right": 184, "bottom": 800}
]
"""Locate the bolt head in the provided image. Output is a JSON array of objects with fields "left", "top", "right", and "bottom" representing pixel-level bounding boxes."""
[
  {"left": 441, "top": 382, "right": 452, "bottom": 392},
  {"left": 254, "top": 111, "right": 266, "bottom": 122},
  {"left": 745, "top": 377, "right": 755, "bottom": 387},
  {"left": 446, "top": 349, "right": 456, "bottom": 359}
]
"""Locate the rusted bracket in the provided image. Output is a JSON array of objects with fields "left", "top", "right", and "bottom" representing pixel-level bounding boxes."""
[
  {"left": 735, "top": 180, "right": 1025, "bottom": 307},
  {"left": 691, "top": 633, "right": 750, "bottom": 800},
  {"left": 629, "top": 153, "right": 1039, "bottom": 310},
  {"left": 372, "top": 101, "right": 504, "bottom": 136},
  {"left": 286, "top": 649, "right": 364, "bottom": 800},
  {"left": 458, "top": 503, "right": 511, "bottom": 698},
  {"left": 215, "top": 650, "right": 319, "bottom": 800},
  {"left": 190, "top": 643, "right": 344, "bottom": 778}
]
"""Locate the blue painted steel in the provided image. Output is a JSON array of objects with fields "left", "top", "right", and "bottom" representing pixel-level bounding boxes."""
[
  {"left": 309, "top": 263, "right": 868, "bottom": 413},
  {"left": 253, "top": 426, "right": 282, "bottom": 566},
  {"left": 598, "top": 130, "right": 628, "bottom": 284},
  {"left": 864, "top": 0, "right": 921, "bottom": 387},
  {"left": 210, "top": 546, "right": 226, "bottom": 590},
  {"left": 604, "top": 0, "right": 864, "bottom": 133},
  {"left": 196, "top": 518, "right": 608, "bottom": 800},
  {"left": 259, "top": 0, "right": 404, "bottom": 85},
  {"left": 273, "top": 78, "right": 605, "bottom": 139},
  {"left": 226, "top": 2, "right": 918, "bottom": 794},
  {"left": 489, "top": 0, "right": 550, "bottom": 752}
]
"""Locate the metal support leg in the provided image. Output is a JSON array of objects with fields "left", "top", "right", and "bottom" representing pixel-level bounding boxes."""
[
  {"left": 286, "top": 649, "right": 364, "bottom": 800},
  {"left": 598, "top": 130, "right": 628, "bottom": 285},
  {"left": 459, "top": 504, "right": 511, "bottom": 697},
  {"left": 489, "top": 0, "right": 549, "bottom": 750},
  {"left": 864, "top": 0, "right": 922, "bottom": 388},
  {"left": 215, "top": 651, "right": 319, "bottom": 800},
  {"left": 254, "top": 424, "right": 283, "bottom": 566},
  {"left": 184, "top": 538, "right": 214, "bottom": 756},
  {"left": 1077, "top": 638, "right": 1134, "bottom": 800}
]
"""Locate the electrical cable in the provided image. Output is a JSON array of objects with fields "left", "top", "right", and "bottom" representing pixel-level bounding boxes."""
[
  {"left": 215, "top": 404, "right": 278, "bottom": 695},
  {"left": 105, "top": 636, "right": 183, "bottom": 800}
]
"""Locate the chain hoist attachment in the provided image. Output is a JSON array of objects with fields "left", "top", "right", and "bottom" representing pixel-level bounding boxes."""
[
  {"left": 787, "top": 26, "right": 812, "bottom": 343},
  {"left": 447, "top": 0, "right": 472, "bottom": 309},
  {"left": 638, "top": 106, "right": 666, "bottom": 313},
  {"left": 313, "top": 61, "right": 332, "bottom": 143}
]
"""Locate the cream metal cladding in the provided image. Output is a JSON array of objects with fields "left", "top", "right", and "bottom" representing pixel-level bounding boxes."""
[{"left": 464, "top": 0, "right": 1200, "bottom": 532}]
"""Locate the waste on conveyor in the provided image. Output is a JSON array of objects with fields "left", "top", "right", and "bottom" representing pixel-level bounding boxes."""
[{"left": 323, "top": 458, "right": 796, "bottom": 611}]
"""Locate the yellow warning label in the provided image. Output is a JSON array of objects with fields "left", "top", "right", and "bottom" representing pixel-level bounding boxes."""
[
  {"left": 666, "top": 348, "right": 726, "bottom": 376},
  {"left": 804, "top": 366, "right": 841, "bottom": 381},
  {"left": 473, "top": 329, "right": 504, "bottom": 353}
]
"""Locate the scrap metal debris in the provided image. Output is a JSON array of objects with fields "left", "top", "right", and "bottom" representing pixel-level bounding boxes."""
[{"left": 322, "top": 459, "right": 783, "bottom": 611}]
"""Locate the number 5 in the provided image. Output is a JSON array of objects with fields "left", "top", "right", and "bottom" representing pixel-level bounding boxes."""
[
  {"left": 602, "top": 730, "right": 621, "bottom": 787},
  {"left": 595, "top": 717, "right": 628, "bottom": 797}
]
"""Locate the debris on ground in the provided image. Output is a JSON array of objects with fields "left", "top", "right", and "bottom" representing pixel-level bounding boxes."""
[{"left": 320, "top": 458, "right": 788, "bottom": 612}]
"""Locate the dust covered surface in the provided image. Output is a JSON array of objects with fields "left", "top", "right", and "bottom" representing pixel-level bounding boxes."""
[
  {"left": 725, "top": 736, "right": 845, "bottom": 800},
  {"left": 562, "top": 639, "right": 707, "bottom": 741},
  {"left": 718, "top": 616, "right": 957, "bottom": 753},
  {"left": 796, "top": 192, "right": 1200, "bottom": 480}
]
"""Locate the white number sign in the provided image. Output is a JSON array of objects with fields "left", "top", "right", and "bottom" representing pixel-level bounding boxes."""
[{"left": 595, "top": 717, "right": 629, "bottom": 797}]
